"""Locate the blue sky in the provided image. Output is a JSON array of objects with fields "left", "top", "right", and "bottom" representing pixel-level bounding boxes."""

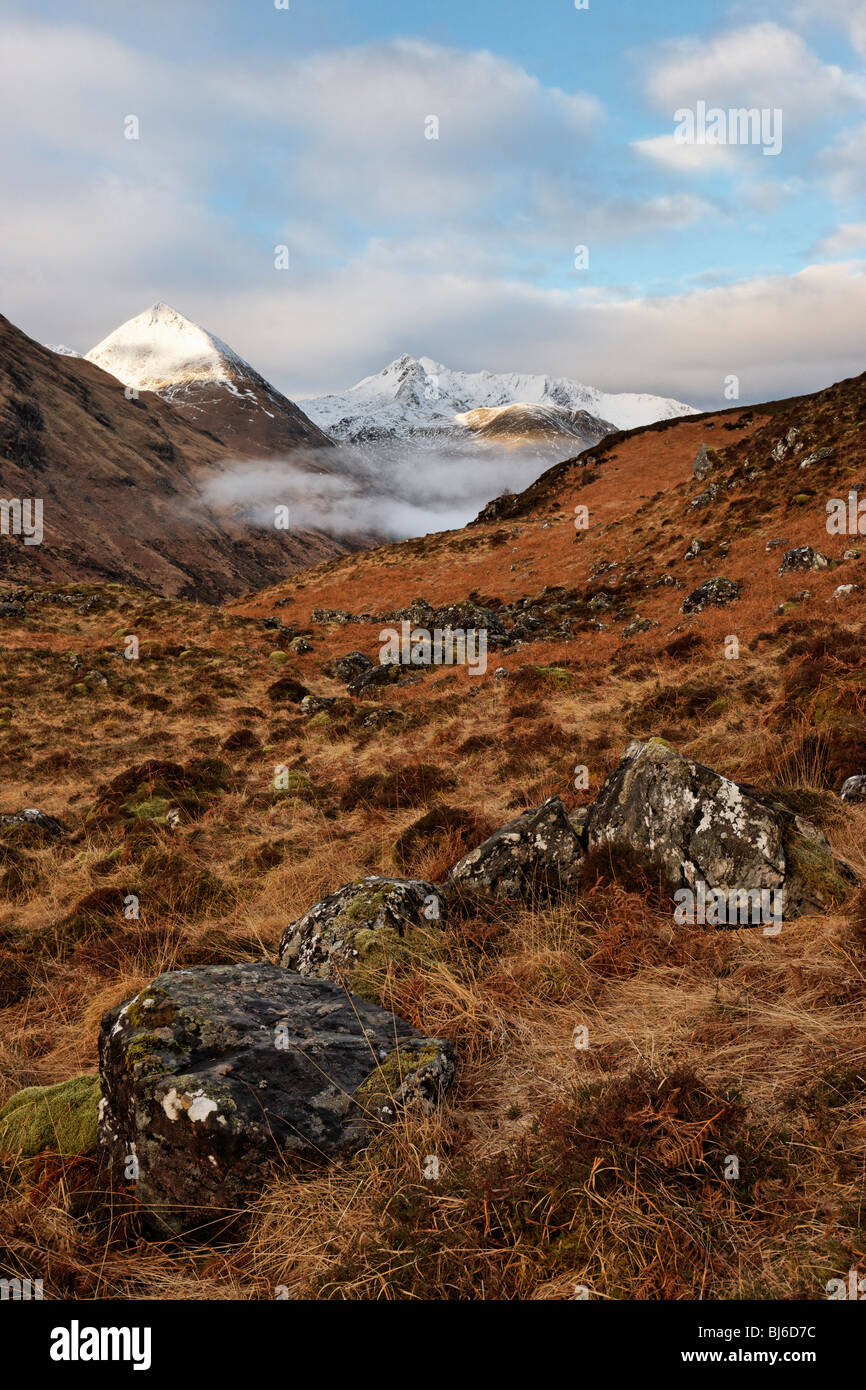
[{"left": 1, "top": 0, "right": 865, "bottom": 407}]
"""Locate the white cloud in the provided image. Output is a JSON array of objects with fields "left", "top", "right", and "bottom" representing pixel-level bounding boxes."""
[
  {"left": 820, "top": 122, "right": 866, "bottom": 199},
  {"left": 199, "top": 255, "right": 866, "bottom": 409},
  {"left": 1, "top": 15, "right": 864, "bottom": 420},
  {"left": 813, "top": 221, "right": 866, "bottom": 256},
  {"left": 644, "top": 22, "right": 866, "bottom": 124},
  {"left": 632, "top": 134, "right": 740, "bottom": 174},
  {"left": 772, "top": 0, "right": 866, "bottom": 61}
]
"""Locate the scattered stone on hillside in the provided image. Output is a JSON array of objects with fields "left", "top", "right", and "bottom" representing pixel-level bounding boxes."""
[
  {"left": 684, "top": 539, "right": 704, "bottom": 560},
  {"left": 279, "top": 875, "right": 444, "bottom": 978},
  {"left": 494, "top": 667, "right": 509, "bottom": 681},
  {"left": 0, "top": 808, "right": 65, "bottom": 838},
  {"left": 798, "top": 448, "right": 835, "bottom": 469},
  {"left": 0, "top": 1074, "right": 100, "bottom": 1156},
  {"left": 98, "top": 963, "right": 455, "bottom": 1234},
  {"left": 840, "top": 775, "right": 866, "bottom": 803},
  {"left": 312, "top": 608, "right": 354, "bottom": 624},
  {"left": 387, "top": 597, "right": 509, "bottom": 647},
  {"left": 689, "top": 483, "right": 720, "bottom": 509},
  {"left": 330, "top": 651, "right": 373, "bottom": 684},
  {"left": 588, "top": 592, "right": 614, "bottom": 611},
  {"left": 584, "top": 737, "right": 854, "bottom": 917},
  {"left": 448, "top": 795, "right": 583, "bottom": 900},
  {"left": 361, "top": 706, "right": 404, "bottom": 730},
  {"left": 681, "top": 577, "right": 741, "bottom": 614},
  {"left": 843, "top": 548, "right": 861, "bottom": 560},
  {"left": 765, "top": 538, "right": 789, "bottom": 551},
  {"left": 289, "top": 636, "right": 313, "bottom": 653},
  {"left": 0, "top": 602, "right": 26, "bottom": 618},
  {"left": 622, "top": 616, "right": 659, "bottom": 638},
  {"left": 693, "top": 444, "right": 715, "bottom": 481},
  {"left": 833, "top": 584, "right": 859, "bottom": 600},
  {"left": 771, "top": 427, "right": 801, "bottom": 462},
  {"left": 299, "top": 694, "right": 337, "bottom": 717},
  {"left": 347, "top": 661, "right": 412, "bottom": 696},
  {"left": 778, "top": 546, "right": 829, "bottom": 575}
]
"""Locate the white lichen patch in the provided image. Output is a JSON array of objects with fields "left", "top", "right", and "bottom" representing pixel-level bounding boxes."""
[{"left": 161, "top": 1086, "right": 218, "bottom": 1123}]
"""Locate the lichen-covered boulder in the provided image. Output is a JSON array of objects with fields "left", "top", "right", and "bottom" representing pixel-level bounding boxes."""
[
  {"left": 447, "top": 795, "right": 583, "bottom": 899},
  {"left": 278, "top": 876, "right": 444, "bottom": 979},
  {"left": 98, "top": 963, "right": 455, "bottom": 1235},
  {"left": 584, "top": 738, "right": 854, "bottom": 917},
  {"left": 0, "top": 1074, "right": 100, "bottom": 1156}
]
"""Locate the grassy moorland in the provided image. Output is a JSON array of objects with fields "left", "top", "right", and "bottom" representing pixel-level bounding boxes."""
[{"left": 1, "top": 382, "right": 865, "bottom": 1299}]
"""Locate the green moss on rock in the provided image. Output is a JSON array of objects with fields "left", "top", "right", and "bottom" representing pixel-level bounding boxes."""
[{"left": 0, "top": 1074, "right": 101, "bottom": 1156}]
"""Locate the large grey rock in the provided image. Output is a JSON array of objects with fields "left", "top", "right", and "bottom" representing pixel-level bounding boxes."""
[
  {"left": 98, "top": 963, "right": 455, "bottom": 1235},
  {"left": 840, "top": 775, "right": 866, "bottom": 804},
  {"left": 584, "top": 738, "right": 853, "bottom": 918},
  {"left": 447, "top": 795, "right": 583, "bottom": 899},
  {"left": 279, "top": 876, "right": 444, "bottom": 978}
]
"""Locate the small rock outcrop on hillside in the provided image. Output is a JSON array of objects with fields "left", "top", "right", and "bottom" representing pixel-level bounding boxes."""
[
  {"left": 585, "top": 739, "right": 852, "bottom": 916},
  {"left": 681, "top": 577, "right": 741, "bottom": 614},
  {"left": 778, "top": 546, "right": 829, "bottom": 575},
  {"left": 279, "top": 875, "right": 444, "bottom": 978},
  {"left": 0, "top": 808, "right": 65, "bottom": 839},
  {"left": 98, "top": 963, "right": 455, "bottom": 1234},
  {"left": 448, "top": 795, "right": 583, "bottom": 899},
  {"left": 692, "top": 444, "right": 716, "bottom": 480}
]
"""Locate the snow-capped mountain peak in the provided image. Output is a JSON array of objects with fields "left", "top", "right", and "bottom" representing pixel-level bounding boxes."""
[
  {"left": 303, "top": 354, "right": 698, "bottom": 441},
  {"left": 83, "top": 304, "right": 331, "bottom": 456},
  {"left": 44, "top": 343, "right": 81, "bottom": 358},
  {"left": 85, "top": 302, "right": 252, "bottom": 394}
]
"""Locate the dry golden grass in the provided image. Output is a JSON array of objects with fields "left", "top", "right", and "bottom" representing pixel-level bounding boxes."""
[{"left": 2, "top": 389, "right": 866, "bottom": 1299}]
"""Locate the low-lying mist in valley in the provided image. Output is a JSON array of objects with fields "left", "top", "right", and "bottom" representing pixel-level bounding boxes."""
[{"left": 199, "top": 435, "right": 578, "bottom": 540}]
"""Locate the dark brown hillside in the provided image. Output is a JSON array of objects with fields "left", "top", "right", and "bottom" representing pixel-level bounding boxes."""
[{"left": 0, "top": 313, "right": 356, "bottom": 602}]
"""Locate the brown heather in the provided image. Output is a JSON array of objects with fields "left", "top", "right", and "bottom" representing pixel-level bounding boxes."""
[{"left": 1, "top": 374, "right": 866, "bottom": 1298}]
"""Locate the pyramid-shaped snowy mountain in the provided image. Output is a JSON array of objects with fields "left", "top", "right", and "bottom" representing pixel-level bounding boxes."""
[{"left": 86, "top": 303, "right": 331, "bottom": 457}]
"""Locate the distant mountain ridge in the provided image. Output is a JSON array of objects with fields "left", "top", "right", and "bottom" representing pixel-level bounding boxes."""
[{"left": 303, "top": 353, "right": 698, "bottom": 443}]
